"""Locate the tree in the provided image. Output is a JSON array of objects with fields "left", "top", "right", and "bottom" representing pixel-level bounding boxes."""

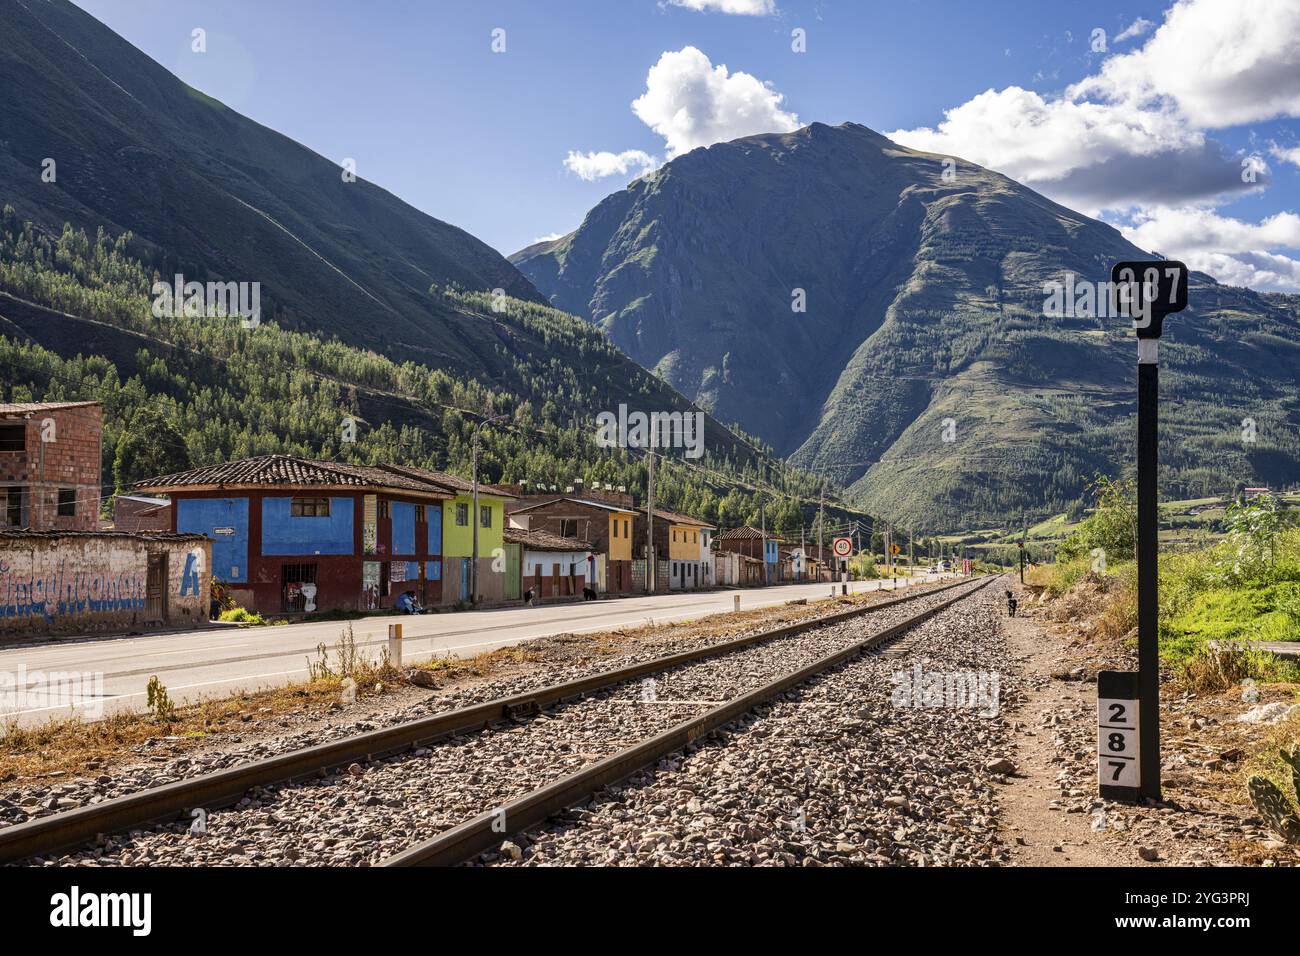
[{"left": 113, "top": 404, "right": 191, "bottom": 491}]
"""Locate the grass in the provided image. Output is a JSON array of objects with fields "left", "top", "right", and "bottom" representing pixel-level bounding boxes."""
[{"left": 218, "top": 606, "right": 289, "bottom": 627}]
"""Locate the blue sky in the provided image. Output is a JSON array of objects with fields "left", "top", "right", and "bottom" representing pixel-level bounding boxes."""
[{"left": 73, "top": 0, "right": 1300, "bottom": 290}]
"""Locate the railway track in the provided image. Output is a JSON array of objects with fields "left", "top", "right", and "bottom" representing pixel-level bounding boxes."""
[
  {"left": 472, "top": 577, "right": 1011, "bottom": 867},
  {"left": 384, "top": 575, "right": 997, "bottom": 866},
  {"left": 3, "top": 575, "right": 989, "bottom": 866}
]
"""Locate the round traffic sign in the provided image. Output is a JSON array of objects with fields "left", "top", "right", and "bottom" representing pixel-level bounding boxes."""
[{"left": 833, "top": 537, "right": 852, "bottom": 557}]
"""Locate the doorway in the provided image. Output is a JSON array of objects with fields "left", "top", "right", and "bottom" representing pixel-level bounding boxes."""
[{"left": 145, "top": 552, "right": 169, "bottom": 622}]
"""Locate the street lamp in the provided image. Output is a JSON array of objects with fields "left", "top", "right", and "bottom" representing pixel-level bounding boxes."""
[{"left": 471, "top": 412, "right": 508, "bottom": 606}]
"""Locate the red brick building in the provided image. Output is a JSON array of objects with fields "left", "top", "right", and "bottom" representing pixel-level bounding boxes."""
[
  {"left": 507, "top": 491, "right": 637, "bottom": 594},
  {"left": 112, "top": 494, "right": 172, "bottom": 532},
  {"left": 0, "top": 401, "right": 103, "bottom": 533}
]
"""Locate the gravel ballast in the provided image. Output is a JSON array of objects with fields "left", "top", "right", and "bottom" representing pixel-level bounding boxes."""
[
  {"left": 27, "top": 582, "right": 984, "bottom": 866},
  {"left": 479, "top": 583, "right": 1016, "bottom": 867}
]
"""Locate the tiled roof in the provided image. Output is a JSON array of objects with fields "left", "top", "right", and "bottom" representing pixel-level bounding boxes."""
[
  {"left": 717, "top": 525, "right": 774, "bottom": 541},
  {"left": 0, "top": 529, "right": 206, "bottom": 543},
  {"left": 646, "top": 508, "right": 714, "bottom": 528},
  {"left": 377, "top": 464, "right": 516, "bottom": 499},
  {"left": 0, "top": 401, "right": 101, "bottom": 415},
  {"left": 504, "top": 527, "right": 593, "bottom": 551},
  {"left": 135, "top": 455, "right": 452, "bottom": 497}
]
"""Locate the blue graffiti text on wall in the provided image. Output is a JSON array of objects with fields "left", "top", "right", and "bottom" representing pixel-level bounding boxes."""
[
  {"left": 0, "top": 560, "right": 147, "bottom": 623},
  {"left": 180, "top": 553, "right": 201, "bottom": 597}
]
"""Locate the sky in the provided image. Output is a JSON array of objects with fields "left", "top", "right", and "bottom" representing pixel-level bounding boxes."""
[{"left": 72, "top": 0, "right": 1300, "bottom": 291}]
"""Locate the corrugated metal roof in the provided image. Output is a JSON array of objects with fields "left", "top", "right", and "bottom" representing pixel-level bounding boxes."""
[
  {"left": 716, "top": 525, "right": 773, "bottom": 541},
  {"left": 510, "top": 496, "right": 636, "bottom": 515},
  {"left": 0, "top": 400, "right": 101, "bottom": 415}
]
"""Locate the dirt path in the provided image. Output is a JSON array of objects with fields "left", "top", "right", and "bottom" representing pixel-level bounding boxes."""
[
  {"left": 999, "top": 591, "right": 1135, "bottom": 866},
  {"left": 996, "top": 580, "right": 1299, "bottom": 867}
]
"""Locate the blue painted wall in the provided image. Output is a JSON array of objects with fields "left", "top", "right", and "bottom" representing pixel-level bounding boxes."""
[
  {"left": 427, "top": 559, "right": 441, "bottom": 581},
  {"left": 427, "top": 504, "right": 442, "bottom": 555},
  {"left": 177, "top": 497, "right": 249, "bottom": 583},
  {"left": 391, "top": 501, "right": 416, "bottom": 556},
  {"left": 261, "top": 497, "right": 354, "bottom": 556},
  {"left": 765, "top": 539, "right": 778, "bottom": 564}
]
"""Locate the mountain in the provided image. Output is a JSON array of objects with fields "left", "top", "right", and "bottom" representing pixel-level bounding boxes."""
[
  {"left": 0, "top": 0, "right": 860, "bottom": 529},
  {"left": 0, "top": 0, "right": 543, "bottom": 371},
  {"left": 513, "top": 122, "right": 1300, "bottom": 531}
]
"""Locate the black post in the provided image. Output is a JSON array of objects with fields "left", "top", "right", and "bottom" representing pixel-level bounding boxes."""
[{"left": 1137, "top": 341, "right": 1161, "bottom": 801}]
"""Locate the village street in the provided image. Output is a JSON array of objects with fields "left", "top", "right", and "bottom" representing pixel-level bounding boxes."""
[{"left": 0, "top": 575, "right": 946, "bottom": 727}]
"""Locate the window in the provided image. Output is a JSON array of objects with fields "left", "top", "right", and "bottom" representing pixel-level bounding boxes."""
[
  {"left": 455, "top": 503, "right": 469, "bottom": 526},
  {"left": 378, "top": 499, "right": 390, "bottom": 520},
  {"left": 57, "top": 488, "right": 76, "bottom": 517},
  {"left": 560, "top": 518, "right": 577, "bottom": 538},
  {"left": 612, "top": 518, "right": 619, "bottom": 538},
  {"left": 280, "top": 563, "right": 318, "bottom": 613},
  {"left": 0, "top": 424, "right": 23, "bottom": 452},
  {"left": 480, "top": 505, "right": 492, "bottom": 529},
  {"left": 415, "top": 505, "right": 426, "bottom": 524},
  {"left": 291, "top": 497, "right": 330, "bottom": 517},
  {"left": 623, "top": 519, "right": 630, "bottom": 537},
  {"left": 672, "top": 530, "right": 678, "bottom": 542},
  {"left": 4, "top": 487, "right": 23, "bottom": 527}
]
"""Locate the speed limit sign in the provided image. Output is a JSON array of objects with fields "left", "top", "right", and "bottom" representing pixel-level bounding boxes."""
[{"left": 832, "top": 537, "right": 852, "bottom": 558}]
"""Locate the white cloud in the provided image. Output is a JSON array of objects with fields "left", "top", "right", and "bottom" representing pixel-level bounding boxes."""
[
  {"left": 887, "top": 85, "right": 1253, "bottom": 214},
  {"left": 631, "top": 46, "right": 800, "bottom": 158},
  {"left": 1114, "top": 17, "right": 1154, "bottom": 42},
  {"left": 563, "top": 149, "right": 658, "bottom": 182},
  {"left": 1120, "top": 207, "right": 1300, "bottom": 291},
  {"left": 891, "top": 0, "right": 1300, "bottom": 204},
  {"left": 1074, "top": 0, "right": 1300, "bottom": 128},
  {"left": 1271, "top": 144, "right": 1300, "bottom": 169},
  {"left": 532, "top": 232, "right": 568, "bottom": 244},
  {"left": 887, "top": 0, "right": 1300, "bottom": 293},
  {"left": 666, "top": 0, "right": 776, "bottom": 14}
]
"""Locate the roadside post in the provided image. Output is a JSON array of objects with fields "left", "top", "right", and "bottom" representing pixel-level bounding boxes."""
[
  {"left": 388, "top": 622, "right": 403, "bottom": 668},
  {"left": 1097, "top": 670, "right": 1140, "bottom": 799},
  {"left": 1108, "top": 259, "right": 1188, "bottom": 802}
]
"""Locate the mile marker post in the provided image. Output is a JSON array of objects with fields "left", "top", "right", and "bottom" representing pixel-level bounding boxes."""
[{"left": 1110, "top": 260, "right": 1188, "bottom": 802}]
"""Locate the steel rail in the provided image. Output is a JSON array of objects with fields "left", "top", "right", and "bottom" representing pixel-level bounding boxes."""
[
  {"left": 382, "top": 575, "right": 997, "bottom": 866},
  {"left": 0, "top": 576, "right": 976, "bottom": 865}
]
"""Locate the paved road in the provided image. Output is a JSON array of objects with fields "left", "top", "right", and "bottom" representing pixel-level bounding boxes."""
[{"left": 0, "top": 575, "right": 952, "bottom": 728}]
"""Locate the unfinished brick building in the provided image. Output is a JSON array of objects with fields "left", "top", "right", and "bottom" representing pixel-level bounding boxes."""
[{"left": 0, "top": 401, "right": 103, "bottom": 532}]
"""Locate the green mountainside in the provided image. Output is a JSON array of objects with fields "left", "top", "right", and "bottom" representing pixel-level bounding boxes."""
[
  {"left": 0, "top": 0, "right": 870, "bottom": 533},
  {"left": 513, "top": 122, "right": 1300, "bottom": 532}
]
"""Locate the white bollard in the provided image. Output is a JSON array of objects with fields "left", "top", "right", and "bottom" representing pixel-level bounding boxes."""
[
  {"left": 734, "top": 594, "right": 741, "bottom": 612},
  {"left": 388, "top": 622, "right": 403, "bottom": 667}
]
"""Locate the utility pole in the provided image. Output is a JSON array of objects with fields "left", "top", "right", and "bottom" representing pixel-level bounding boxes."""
[
  {"left": 800, "top": 521, "right": 806, "bottom": 583},
  {"left": 760, "top": 497, "right": 767, "bottom": 585},
  {"left": 471, "top": 412, "right": 507, "bottom": 605},
  {"left": 817, "top": 488, "right": 825, "bottom": 583},
  {"left": 646, "top": 446, "right": 655, "bottom": 595}
]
